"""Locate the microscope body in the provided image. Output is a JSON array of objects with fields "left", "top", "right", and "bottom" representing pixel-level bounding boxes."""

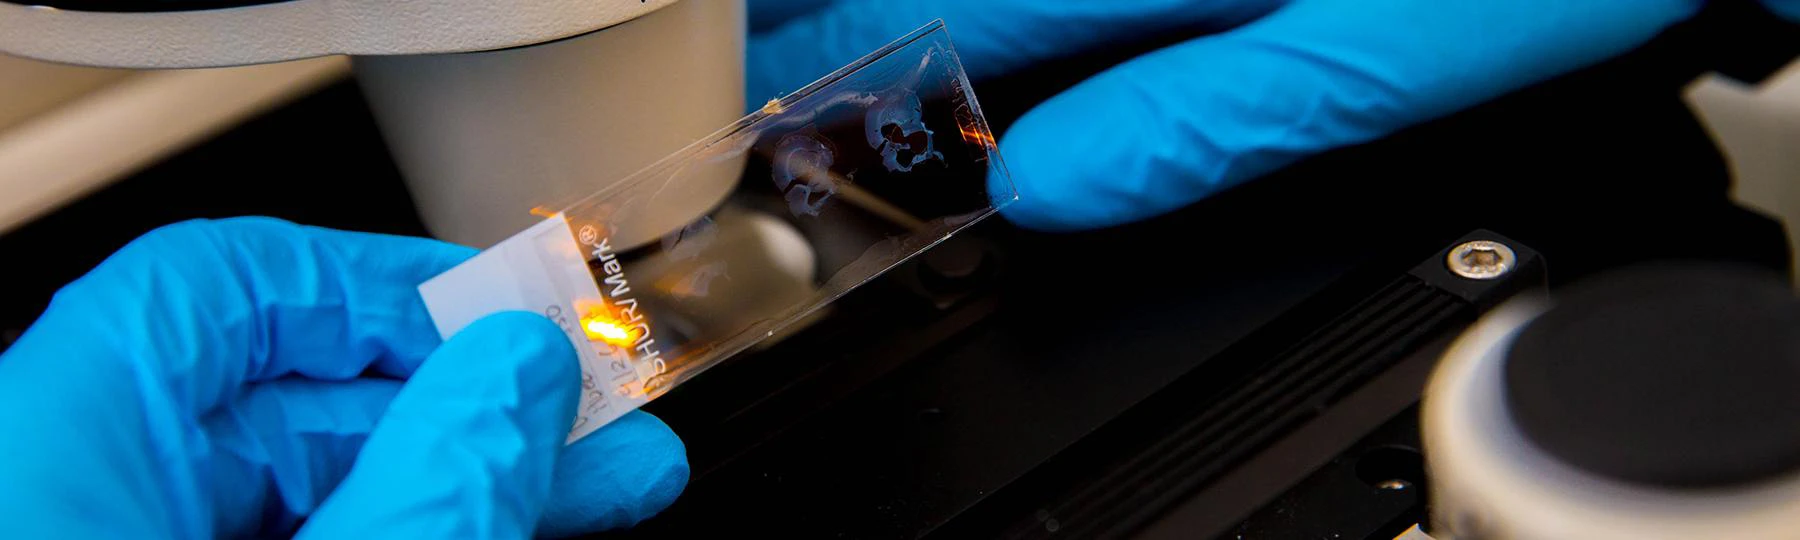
[{"left": 0, "top": 0, "right": 747, "bottom": 248}]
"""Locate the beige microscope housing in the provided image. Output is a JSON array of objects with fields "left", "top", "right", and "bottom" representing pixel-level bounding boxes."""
[{"left": 0, "top": 0, "right": 747, "bottom": 248}]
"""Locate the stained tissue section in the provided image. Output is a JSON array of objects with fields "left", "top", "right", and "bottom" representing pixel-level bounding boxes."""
[
  {"left": 663, "top": 261, "right": 728, "bottom": 299},
  {"left": 772, "top": 131, "right": 839, "bottom": 217},
  {"left": 662, "top": 216, "right": 718, "bottom": 260},
  {"left": 865, "top": 90, "right": 943, "bottom": 172}
]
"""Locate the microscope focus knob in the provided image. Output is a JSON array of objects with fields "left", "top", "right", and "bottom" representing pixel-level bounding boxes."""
[
  {"left": 1504, "top": 263, "right": 1800, "bottom": 489},
  {"left": 1422, "top": 262, "right": 1800, "bottom": 540}
]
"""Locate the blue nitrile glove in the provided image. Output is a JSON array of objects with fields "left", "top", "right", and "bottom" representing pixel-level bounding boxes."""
[
  {"left": 749, "top": 0, "right": 1800, "bottom": 232},
  {"left": 0, "top": 217, "right": 686, "bottom": 538}
]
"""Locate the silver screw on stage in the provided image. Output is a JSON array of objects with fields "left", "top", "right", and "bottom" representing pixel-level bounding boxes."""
[{"left": 1447, "top": 240, "right": 1515, "bottom": 280}]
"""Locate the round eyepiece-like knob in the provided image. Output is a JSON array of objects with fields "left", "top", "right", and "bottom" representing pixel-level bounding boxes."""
[
  {"left": 1422, "top": 262, "right": 1800, "bottom": 540},
  {"left": 1505, "top": 263, "right": 1800, "bottom": 489}
]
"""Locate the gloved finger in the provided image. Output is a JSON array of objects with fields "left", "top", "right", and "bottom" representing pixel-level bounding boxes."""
[
  {"left": 746, "top": 0, "right": 1285, "bottom": 106},
  {"left": 8, "top": 216, "right": 475, "bottom": 416},
  {"left": 296, "top": 311, "right": 581, "bottom": 538},
  {"left": 1765, "top": 0, "right": 1800, "bottom": 20},
  {"left": 203, "top": 378, "right": 404, "bottom": 537},
  {"left": 537, "top": 410, "right": 689, "bottom": 538},
  {"left": 995, "top": 0, "right": 1704, "bottom": 231}
]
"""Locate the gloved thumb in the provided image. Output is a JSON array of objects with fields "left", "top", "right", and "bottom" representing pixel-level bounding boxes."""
[{"left": 297, "top": 311, "right": 580, "bottom": 539}]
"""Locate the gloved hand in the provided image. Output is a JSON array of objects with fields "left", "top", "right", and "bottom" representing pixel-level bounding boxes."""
[
  {"left": 748, "top": 0, "right": 1800, "bottom": 232},
  {"left": 0, "top": 217, "right": 686, "bottom": 538}
]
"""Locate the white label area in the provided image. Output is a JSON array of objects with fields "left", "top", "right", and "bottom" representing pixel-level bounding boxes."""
[{"left": 418, "top": 215, "right": 648, "bottom": 443}]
